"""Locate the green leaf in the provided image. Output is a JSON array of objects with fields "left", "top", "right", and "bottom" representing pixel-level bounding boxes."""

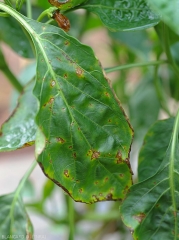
[
  {"left": 120, "top": 112, "right": 179, "bottom": 239},
  {"left": 138, "top": 118, "right": 175, "bottom": 182},
  {"left": 0, "top": 8, "right": 134, "bottom": 204},
  {"left": 0, "top": 80, "right": 37, "bottom": 152},
  {"left": 147, "top": 0, "right": 179, "bottom": 33},
  {"left": 0, "top": 16, "right": 33, "bottom": 58},
  {"left": 0, "top": 193, "right": 33, "bottom": 236},
  {"left": 48, "top": 0, "right": 86, "bottom": 11},
  {"left": 0, "top": 4, "right": 133, "bottom": 203},
  {"left": 129, "top": 76, "right": 160, "bottom": 141},
  {"left": 42, "top": 179, "right": 55, "bottom": 202},
  {"left": 80, "top": 0, "right": 160, "bottom": 31}
]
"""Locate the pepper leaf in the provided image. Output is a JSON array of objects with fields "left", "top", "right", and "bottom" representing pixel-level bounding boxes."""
[
  {"left": 120, "top": 116, "right": 179, "bottom": 239},
  {"left": 138, "top": 118, "right": 175, "bottom": 182},
  {"left": 80, "top": 0, "right": 160, "bottom": 31},
  {"left": 48, "top": 0, "right": 86, "bottom": 11},
  {"left": 0, "top": 193, "right": 33, "bottom": 237},
  {"left": 0, "top": 80, "right": 37, "bottom": 152},
  {"left": 0, "top": 4, "right": 133, "bottom": 203},
  {"left": 147, "top": 0, "right": 179, "bottom": 33}
]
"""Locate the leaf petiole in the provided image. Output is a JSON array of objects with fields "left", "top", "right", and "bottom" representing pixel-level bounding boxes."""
[{"left": 36, "top": 7, "right": 57, "bottom": 22}]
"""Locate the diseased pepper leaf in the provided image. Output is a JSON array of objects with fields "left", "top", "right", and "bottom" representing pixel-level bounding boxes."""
[
  {"left": 80, "top": 0, "right": 160, "bottom": 31},
  {"left": 9, "top": 13, "right": 134, "bottom": 203},
  {"left": 120, "top": 116, "right": 179, "bottom": 239},
  {"left": 0, "top": 193, "right": 33, "bottom": 236},
  {"left": 138, "top": 118, "right": 175, "bottom": 182},
  {"left": 0, "top": 80, "right": 37, "bottom": 152}
]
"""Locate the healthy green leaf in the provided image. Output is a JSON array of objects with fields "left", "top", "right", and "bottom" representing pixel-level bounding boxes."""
[
  {"left": 138, "top": 118, "right": 175, "bottom": 182},
  {"left": 80, "top": 0, "right": 160, "bottom": 31},
  {"left": 0, "top": 80, "right": 37, "bottom": 152},
  {"left": 0, "top": 4, "right": 134, "bottom": 203},
  {"left": 0, "top": 16, "right": 33, "bottom": 58},
  {"left": 120, "top": 113, "right": 179, "bottom": 240},
  {"left": 0, "top": 193, "right": 33, "bottom": 237},
  {"left": 147, "top": 0, "right": 179, "bottom": 33}
]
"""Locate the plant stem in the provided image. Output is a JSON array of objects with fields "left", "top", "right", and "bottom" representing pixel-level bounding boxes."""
[
  {"left": 68, "top": 197, "right": 75, "bottom": 240},
  {"left": 37, "top": 7, "right": 56, "bottom": 22},
  {"left": 3, "top": 66, "right": 23, "bottom": 93},
  {"left": 15, "top": 160, "right": 37, "bottom": 197},
  {"left": 26, "top": 0, "right": 32, "bottom": 19},
  {"left": 162, "top": 23, "right": 179, "bottom": 77},
  {"left": 169, "top": 108, "right": 179, "bottom": 239},
  {"left": 105, "top": 60, "right": 167, "bottom": 73},
  {"left": 0, "top": 12, "right": 9, "bottom": 17}
]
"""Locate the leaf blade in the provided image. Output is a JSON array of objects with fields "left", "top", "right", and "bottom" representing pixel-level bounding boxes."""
[
  {"left": 0, "top": 80, "right": 37, "bottom": 152},
  {"left": 0, "top": 193, "right": 33, "bottom": 236},
  {"left": 120, "top": 116, "right": 179, "bottom": 239},
  {"left": 81, "top": 0, "right": 160, "bottom": 31}
]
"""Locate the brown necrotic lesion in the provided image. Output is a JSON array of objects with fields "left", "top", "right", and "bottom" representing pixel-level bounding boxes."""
[{"left": 52, "top": 10, "right": 70, "bottom": 32}]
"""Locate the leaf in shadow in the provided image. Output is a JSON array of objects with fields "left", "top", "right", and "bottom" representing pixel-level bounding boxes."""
[{"left": 120, "top": 115, "right": 179, "bottom": 239}]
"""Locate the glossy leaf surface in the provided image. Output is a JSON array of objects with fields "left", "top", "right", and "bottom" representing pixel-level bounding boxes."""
[
  {"left": 0, "top": 80, "right": 37, "bottom": 151},
  {"left": 120, "top": 115, "right": 179, "bottom": 239},
  {"left": 147, "top": 0, "right": 179, "bottom": 33},
  {"left": 0, "top": 16, "right": 33, "bottom": 58},
  {"left": 138, "top": 118, "right": 174, "bottom": 182},
  {"left": 48, "top": 0, "right": 86, "bottom": 11},
  {"left": 0, "top": 9, "right": 134, "bottom": 203},
  {"left": 81, "top": 0, "right": 160, "bottom": 31},
  {"left": 0, "top": 193, "right": 33, "bottom": 236}
]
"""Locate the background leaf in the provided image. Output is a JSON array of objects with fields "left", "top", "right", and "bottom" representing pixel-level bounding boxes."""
[
  {"left": 129, "top": 76, "right": 160, "bottom": 142},
  {"left": 0, "top": 16, "right": 33, "bottom": 58},
  {"left": 120, "top": 115, "right": 179, "bottom": 240},
  {"left": 147, "top": 0, "right": 179, "bottom": 33},
  {"left": 48, "top": 0, "right": 86, "bottom": 11},
  {"left": 13, "top": 14, "right": 134, "bottom": 203},
  {"left": 0, "top": 80, "right": 37, "bottom": 152},
  {"left": 138, "top": 118, "right": 175, "bottom": 182},
  {"left": 0, "top": 193, "right": 33, "bottom": 237},
  {"left": 81, "top": 0, "right": 160, "bottom": 31}
]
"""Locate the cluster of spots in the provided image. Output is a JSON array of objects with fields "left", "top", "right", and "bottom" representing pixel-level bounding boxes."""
[
  {"left": 92, "top": 192, "right": 113, "bottom": 202},
  {"left": 64, "top": 73, "right": 68, "bottom": 79},
  {"left": 64, "top": 169, "right": 69, "bottom": 177},
  {"left": 104, "top": 177, "right": 109, "bottom": 182},
  {"left": 123, "top": 185, "right": 129, "bottom": 195},
  {"left": 73, "top": 152, "right": 77, "bottom": 158},
  {"left": 91, "top": 150, "right": 100, "bottom": 160},
  {"left": 51, "top": 80, "right": 56, "bottom": 87},
  {"left": 104, "top": 92, "right": 110, "bottom": 98},
  {"left": 52, "top": 10, "right": 70, "bottom": 32},
  {"left": 76, "top": 67, "right": 84, "bottom": 78},
  {"left": 56, "top": 137, "right": 65, "bottom": 143},
  {"left": 79, "top": 188, "right": 83, "bottom": 193},
  {"left": 133, "top": 213, "right": 146, "bottom": 223},
  {"left": 116, "top": 151, "right": 123, "bottom": 164}
]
